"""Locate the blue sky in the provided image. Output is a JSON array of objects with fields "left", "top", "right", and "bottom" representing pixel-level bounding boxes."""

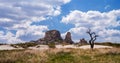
[{"left": 0, "top": 0, "right": 120, "bottom": 44}]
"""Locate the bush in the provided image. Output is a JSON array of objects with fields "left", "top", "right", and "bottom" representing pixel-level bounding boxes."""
[
  {"left": 10, "top": 44, "right": 19, "bottom": 48},
  {"left": 48, "top": 42, "right": 56, "bottom": 48},
  {"left": 0, "top": 43, "right": 6, "bottom": 45},
  {"left": 13, "top": 42, "right": 38, "bottom": 48}
]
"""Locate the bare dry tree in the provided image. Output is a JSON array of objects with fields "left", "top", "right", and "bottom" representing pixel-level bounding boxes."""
[{"left": 86, "top": 28, "right": 98, "bottom": 50}]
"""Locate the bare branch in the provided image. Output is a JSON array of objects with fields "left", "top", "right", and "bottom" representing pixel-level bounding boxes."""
[{"left": 86, "top": 28, "right": 98, "bottom": 49}]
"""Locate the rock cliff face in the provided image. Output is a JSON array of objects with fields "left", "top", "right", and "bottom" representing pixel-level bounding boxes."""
[
  {"left": 79, "top": 38, "right": 88, "bottom": 45},
  {"left": 44, "top": 30, "right": 63, "bottom": 42},
  {"left": 64, "top": 32, "right": 74, "bottom": 44},
  {"left": 36, "top": 30, "right": 63, "bottom": 44}
]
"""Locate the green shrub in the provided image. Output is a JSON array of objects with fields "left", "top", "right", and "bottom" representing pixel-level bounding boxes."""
[
  {"left": 0, "top": 43, "right": 6, "bottom": 45},
  {"left": 14, "top": 42, "right": 38, "bottom": 48},
  {"left": 48, "top": 42, "right": 56, "bottom": 48},
  {"left": 10, "top": 44, "right": 19, "bottom": 48}
]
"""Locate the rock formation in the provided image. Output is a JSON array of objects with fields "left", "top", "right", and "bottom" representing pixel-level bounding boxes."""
[
  {"left": 36, "top": 30, "right": 63, "bottom": 44},
  {"left": 64, "top": 32, "right": 74, "bottom": 44},
  {"left": 79, "top": 38, "right": 88, "bottom": 45}
]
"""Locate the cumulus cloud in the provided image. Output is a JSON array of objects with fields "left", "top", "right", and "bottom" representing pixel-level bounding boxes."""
[
  {"left": 0, "top": 0, "right": 71, "bottom": 28},
  {"left": 0, "top": 23, "right": 48, "bottom": 44},
  {"left": 0, "top": 31, "right": 23, "bottom": 44},
  {"left": 15, "top": 25, "right": 48, "bottom": 41},
  {"left": 0, "top": 0, "right": 71, "bottom": 44},
  {"left": 61, "top": 10, "right": 120, "bottom": 42}
]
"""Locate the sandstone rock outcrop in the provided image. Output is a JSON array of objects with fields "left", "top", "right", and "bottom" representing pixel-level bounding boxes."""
[
  {"left": 36, "top": 30, "right": 63, "bottom": 44},
  {"left": 79, "top": 38, "right": 88, "bottom": 45},
  {"left": 64, "top": 32, "right": 74, "bottom": 44}
]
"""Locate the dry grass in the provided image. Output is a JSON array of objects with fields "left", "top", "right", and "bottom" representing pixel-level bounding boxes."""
[{"left": 0, "top": 48, "right": 120, "bottom": 63}]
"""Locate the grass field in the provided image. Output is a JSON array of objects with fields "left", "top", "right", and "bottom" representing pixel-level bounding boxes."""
[
  {"left": 95, "top": 42, "right": 120, "bottom": 48},
  {"left": 0, "top": 48, "right": 120, "bottom": 63}
]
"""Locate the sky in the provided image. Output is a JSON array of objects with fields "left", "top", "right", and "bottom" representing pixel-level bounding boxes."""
[{"left": 0, "top": 0, "right": 120, "bottom": 44}]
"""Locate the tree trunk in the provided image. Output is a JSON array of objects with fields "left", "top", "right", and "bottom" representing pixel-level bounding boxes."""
[
  {"left": 91, "top": 44, "right": 94, "bottom": 49},
  {"left": 89, "top": 40, "right": 94, "bottom": 50}
]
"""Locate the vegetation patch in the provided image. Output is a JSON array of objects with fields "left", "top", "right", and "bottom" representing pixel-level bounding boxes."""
[
  {"left": 95, "top": 42, "right": 120, "bottom": 48},
  {"left": 11, "top": 42, "right": 38, "bottom": 48},
  {"left": 0, "top": 48, "right": 120, "bottom": 63},
  {"left": 48, "top": 42, "right": 56, "bottom": 48},
  {"left": 47, "top": 51, "right": 75, "bottom": 63}
]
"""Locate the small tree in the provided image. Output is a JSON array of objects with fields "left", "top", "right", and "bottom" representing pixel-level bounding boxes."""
[{"left": 86, "top": 28, "right": 98, "bottom": 50}]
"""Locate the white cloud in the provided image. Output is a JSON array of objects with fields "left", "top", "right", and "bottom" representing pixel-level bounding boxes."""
[
  {"left": 0, "top": 18, "right": 13, "bottom": 22},
  {"left": 0, "top": 25, "right": 48, "bottom": 44},
  {"left": 0, "top": 0, "right": 71, "bottom": 27},
  {"left": 15, "top": 25, "right": 48, "bottom": 41},
  {"left": 0, "top": 31, "right": 4, "bottom": 35},
  {"left": 0, "top": 0, "right": 71, "bottom": 44},
  {"left": 0, "top": 0, "right": 71, "bottom": 26},
  {"left": 104, "top": 5, "right": 110, "bottom": 10},
  {"left": 61, "top": 9, "right": 120, "bottom": 42},
  {"left": 61, "top": 0, "right": 71, "bottom": 4},
  {"left": 0, "top": 31, "right": 23, "bottom": 44}
]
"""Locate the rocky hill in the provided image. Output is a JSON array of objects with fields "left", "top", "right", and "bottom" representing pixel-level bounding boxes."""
[
  {"left": 64, "top": 32, "right": 74, "bottom": 44},
  {"left": 36, "top": 30, "right": 63, "bottom": 44},
  {"left": 35, "top": 30, "right": 74, "bottom": 44}
]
